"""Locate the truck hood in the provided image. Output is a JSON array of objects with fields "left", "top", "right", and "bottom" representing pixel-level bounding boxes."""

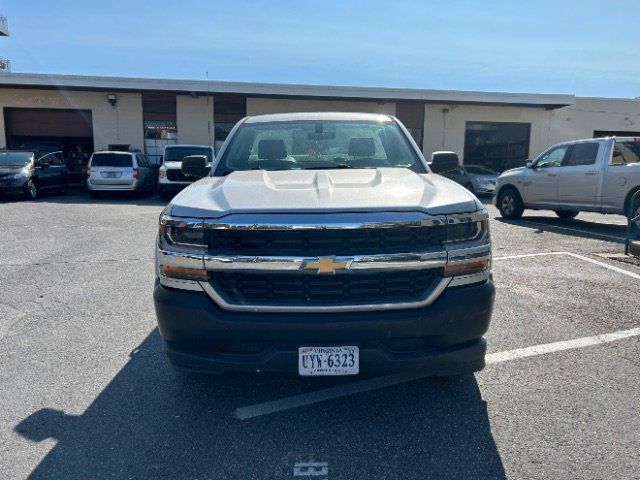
[{"left": 168, "top": 168, "right": 480, "bottom": 218}]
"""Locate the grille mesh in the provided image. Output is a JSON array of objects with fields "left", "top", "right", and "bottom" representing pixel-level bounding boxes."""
[
  {"left": 206, "top": 226, "right": 447, "bottom": 256},
  {"left": 211, "top": 270, "right": 440, "bottom": 307}
]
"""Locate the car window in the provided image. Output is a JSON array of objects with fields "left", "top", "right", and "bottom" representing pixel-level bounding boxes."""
[
  {"left": 563, "top": 143, "right": 599, "bottom": 167},
  {"left": 91, "top": 153, "right": 134, "bottom": 167},
  {"left": 44, "top": 152, "right": 65, "bottom": 166},
  {"left": 536, "top": 145, "right": 569, "bottom": 168},
  {"left": 612, "top": 140, "right": 640, "bottom": 165},
  {"left": 165, "top": 147, "right": 213, "bottom": 162}
]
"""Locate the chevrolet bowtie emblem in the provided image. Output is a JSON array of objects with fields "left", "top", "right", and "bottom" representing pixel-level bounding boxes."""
[{"left": 303, "top": 257, "right": 350, "bottom": 274}]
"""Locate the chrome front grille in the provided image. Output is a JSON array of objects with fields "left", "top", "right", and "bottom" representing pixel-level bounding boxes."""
[{"left": 158, "top": 211, "right": 491, "bottom": 312}]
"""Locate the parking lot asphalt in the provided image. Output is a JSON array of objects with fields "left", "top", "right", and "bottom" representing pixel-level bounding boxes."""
[{"left": 0, "top": 191, "right": 638, "bottom": 480}]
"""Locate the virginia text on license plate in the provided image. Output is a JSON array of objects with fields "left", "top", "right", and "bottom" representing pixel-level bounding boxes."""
[{"left": 298, "top": 346, "right": 359, "bottom": 376}]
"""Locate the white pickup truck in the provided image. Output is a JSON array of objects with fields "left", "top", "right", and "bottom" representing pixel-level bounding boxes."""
[{"left": 495, "top": 137, "right": 640, "bottom": 220}]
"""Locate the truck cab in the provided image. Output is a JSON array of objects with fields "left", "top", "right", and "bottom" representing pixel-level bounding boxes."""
[{"left": 495, "top": 137, "right": 640, "bottom": 220}]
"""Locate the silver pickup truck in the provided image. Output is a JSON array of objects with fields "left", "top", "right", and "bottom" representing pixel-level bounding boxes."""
[
  {"left": 153, "top": 112, "right": 494, "bottom": 377},
  {"left": 495, "top": 137, "right": 640, "bottom": 220}
]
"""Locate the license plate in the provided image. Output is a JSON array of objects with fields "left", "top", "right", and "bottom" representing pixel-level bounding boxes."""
[
  {"left": 298, "top": 346, "right": 359, "bottom": 376},
  {"left": 102, "top": 172, "right": 120, "bottom": 178}
]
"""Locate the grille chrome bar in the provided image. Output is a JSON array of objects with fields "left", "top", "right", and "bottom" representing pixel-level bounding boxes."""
[{"left": 202, "top": 251, "right": 447, "bottom": 272}]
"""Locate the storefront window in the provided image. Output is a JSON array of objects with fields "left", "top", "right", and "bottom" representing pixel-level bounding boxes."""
[{"left": 464, "top": 121, "right": 531, "bottom": 172}]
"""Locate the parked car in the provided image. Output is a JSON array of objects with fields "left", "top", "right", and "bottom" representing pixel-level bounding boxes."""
[
  {"left": 440, "top": 165, "right": 498, "bottom": 195},
  {"left": 87, "top": 151, "right": 157, "bottom": 198},
  {"left": 154, "top": 112, "right": 494, "bottom": 377},
  {"left": 0, "top": 150, "right": 69, "bottom": 200},
  {"left": 158, "top": 144, "right": 215, "bottom": 200},
  {"left": 495, "top": 137, "right": 640, "bottom": 220}
]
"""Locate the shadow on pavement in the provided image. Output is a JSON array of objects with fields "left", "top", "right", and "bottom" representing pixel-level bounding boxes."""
[
  {"left": 0, "top": 190, "right": 169, "bottom": 207},
  {"left": 15, "top": 330, "right": 506, "bottom": 479},
  {"left": 495, "top": 215, "right": 627, "bottom": 244}
]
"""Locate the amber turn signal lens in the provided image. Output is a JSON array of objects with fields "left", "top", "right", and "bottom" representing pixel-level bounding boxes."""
[
  {"left": 443, "top": 259, "right": 490, "bottom": 277},
  {"left": 160, "top": 265, "right": 209, "bottom": 281}
]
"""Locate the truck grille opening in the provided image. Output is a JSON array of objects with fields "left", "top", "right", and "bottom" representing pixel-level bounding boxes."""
[
  {"left": 210, "top": 270, "right": 441, "bottom": 307},
  {"left": 205, "top": 226, "right": 447, "bottom": 256}
]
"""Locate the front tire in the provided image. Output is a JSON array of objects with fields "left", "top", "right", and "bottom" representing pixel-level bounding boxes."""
[
  {"left": 24, "top": 180, "right": 38, "bottom": 200},
  {"left": 555, "top": 210, "right": 579, "bottom": 220},
  {"left": 497, "top": 187, "right": 524, "bottom": 219}
]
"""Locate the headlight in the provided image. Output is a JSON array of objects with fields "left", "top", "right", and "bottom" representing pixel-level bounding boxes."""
[
  {"left": 159, "top": 214, "right": 206, "bottom": 249},
  {"left": 159, "top": 168, "right": 166, "bottom": 178},
  {"left": 445, "top": 213, "right": 490, "bottom": 244}
]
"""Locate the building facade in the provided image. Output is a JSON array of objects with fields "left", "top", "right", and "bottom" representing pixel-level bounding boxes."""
[{"left": 1, "top": 73, "right": 639, "bottom": 178}]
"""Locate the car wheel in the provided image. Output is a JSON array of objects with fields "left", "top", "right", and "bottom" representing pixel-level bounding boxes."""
[
  {"left": 497, "top": 188, "right": 524, "bottom": 219},
  {"left": 24, "top": 180, "right": 38, "bottom": 200},
  {"left": 555, "top": 210, "right": 579, "bottom": 220},
  {"left": 464, "top": 182, "right": 475, "bottom": 195}
]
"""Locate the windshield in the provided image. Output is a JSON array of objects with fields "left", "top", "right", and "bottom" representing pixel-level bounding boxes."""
[
  {"left": 91, "top": 153, "right": 133, "bottom": 167},
  {"left": 214, "top": 120, "right": 425, "bottom": 175},
  {"left": 465, "top": 165, "right": 498, "bottom": 175},
  {"left": 165, "top": 147, "right": 213, "bottom": 162},
  {"left": 0, "top": 151, "right": 33, "bottom": 166}
]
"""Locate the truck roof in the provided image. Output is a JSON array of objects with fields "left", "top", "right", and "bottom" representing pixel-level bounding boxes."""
[
  {"left": 243, "top": 112, "right": 394, "bottom": 123},
  {"left": 164, "top": 144, "right": 213, "bottom": 149}
]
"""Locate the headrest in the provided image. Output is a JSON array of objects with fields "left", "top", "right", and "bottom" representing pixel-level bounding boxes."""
[
  {"left": 258, "top": 139, "right": 287, "bottom": 160},
  {"left": 348, "top": 137, "right": 375, "bottom": 157}
]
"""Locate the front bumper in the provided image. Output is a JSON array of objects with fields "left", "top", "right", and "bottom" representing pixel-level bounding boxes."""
[
  {"left": 153, "top": 278, "right": 495, "bottom": 375},
  {"left": 0, "top": 179, "right": 27, "bottom": 196}
]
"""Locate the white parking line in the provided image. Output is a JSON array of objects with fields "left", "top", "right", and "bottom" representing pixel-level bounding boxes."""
[
  {"left": 234, "top": 326, "right": 640, "bottom": 420},
  {"left": 494, "top": 251, "right": 640, "bottom": 280},
  {"left": 517, "top": 219, "right": 626, "bottom": 242},
  {"left": 493, "top": 251, "right": 567, "bottom": 261}
]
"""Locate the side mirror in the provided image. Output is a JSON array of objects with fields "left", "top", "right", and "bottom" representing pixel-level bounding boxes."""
[
  {"left": 430, "top": 152, "right": 460, "bottom": 174},
  {"left": 525, "top": 160, "right": 533, "bottom": 169},
  {"left": 181, "top": 155, "right": 209, "bottom": 179}
]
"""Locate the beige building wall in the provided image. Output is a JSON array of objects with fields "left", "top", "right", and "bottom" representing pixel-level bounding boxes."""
[
  {"left": 423, "top": 103, "right": 552, "bottom": 162},
  {"left": 547, "top": 98, "right": 640, "bottom": 146},
  {"left": 246, "top": 98, "right": 396, "bottom": 116},
  {"left": 176, "top": 94, "right": 214, "bottom": 145},
  {"left": 0, "top": 88, "right": 143, "bottom": 151}
]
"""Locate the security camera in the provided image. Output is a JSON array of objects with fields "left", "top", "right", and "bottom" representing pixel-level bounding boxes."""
[{"left": 107, "top": 94, "right": 117, "bottom": 107}]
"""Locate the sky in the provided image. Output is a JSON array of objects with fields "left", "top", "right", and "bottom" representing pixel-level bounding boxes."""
[{"left": 1, "top": 0, "right": 639, "bottom": 98}]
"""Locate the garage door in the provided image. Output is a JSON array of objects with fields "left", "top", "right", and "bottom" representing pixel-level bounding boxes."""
[{"left": 4, "top": 108, "right": 93, "bottom": 138}]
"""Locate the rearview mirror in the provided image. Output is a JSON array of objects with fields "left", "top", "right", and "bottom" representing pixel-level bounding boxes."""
[
  {"left": 181, "top": 155, "right": 209, "bottom": 179},
  {"left": 525, "top": 160, "right": 533, "bottom": 169}
]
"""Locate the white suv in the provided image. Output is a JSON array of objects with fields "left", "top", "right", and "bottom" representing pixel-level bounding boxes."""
[
  {"left": 87, "top": 151, "right": 156, "bottom": 198},
  {"left": 158, "top": 145, "right": 214, "bottom": 200}
]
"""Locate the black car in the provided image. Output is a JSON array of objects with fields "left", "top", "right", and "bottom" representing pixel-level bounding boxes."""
[{"left": 0, "top": 150, "right": 69, "bottom": 200}]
